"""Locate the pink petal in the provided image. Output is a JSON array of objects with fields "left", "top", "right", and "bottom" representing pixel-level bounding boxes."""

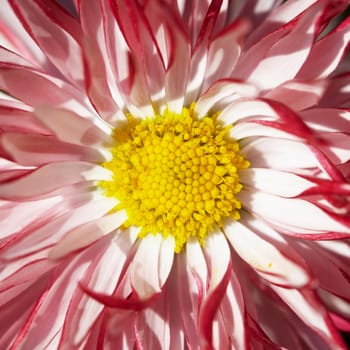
[
  {"left": 0, "top": 256, "right": 55, "bottom": 306},
  {"left": 78, "top": 0, "right": 120, "bottom": 119},
  {"left": 0, "top": 275, "right": 49, "bottom": 349},
  {"left": 298, "top": 17, "right": 350, "bottom": 80},
  {"left": 59, "top": 241, "right": 128, "bottom": 346},
  {"left": 0, "top": 195, "right": 62, "bottom": 239},
  {"left": 34, "top": 106, "right": 112, "bottom": 147},
  {"left": 1, "top": 196, "right": 117, "bottom": 260},
  {"left": 0, "top": 66, "right": 92, "bottom": 116},
  {"left": 0, "top": 105, "right": 50, "bottom": 135},
  {"left": 230, "top": 121, "right": 300, "bottom": 140},
  {"left": 10, "top": 242, "right": 105, "bottom": 349},
  {"left": 319, "top": 290, "right": 350, "bottom": 330},
  {"left": 108, "top": 0, "right": 166, "bottom": 108},
  {"left": 176, "top": 249, "right": 203, "bottom": 349},
  {"left": 264, "top": 80, "right": 327, "bottom": 111},
  {"left": 185, "top": 0, "right": 228, "bottom": 103},
  {"left": 294, "top": 240, "right": 350, "bottom": 302},
  {"left": 135, "top": 295, "right": 171, "bottom": 350},
  {"left": 319, "top": 73, "right": 350, "bottom": 108},
  {"left": 228, "top": 0, "right": 281, "bottom": 33},
  {"left": 300, "top": 108, "right": 350, "bottom": 133},
  {"left": 10, "top": 0, "right": 85, "bottom": 87},
  {"left": 185, "top": 238, "right": 208, "bottom": 303},
  {"left": 143, "top": 0, "right": 191, "bottom": 113},
  {"left": 245, "top": 0, "right": 318, "bottom": 47},
  {"left": 0, "top": 46, "right": 37, "bottom": 69},
  {"left": 2, "top": 133, "right": 106, "bottom": 166},
  {"left": 0, "top": 161, "right": 111, "bottom": 200},
  {"left": 270, "top": 287, "right": 346, "bottom": 349},
  {"left": 234, "top": 1, "right": 324, "bottom": 90},
  {"left": 0, "top": 1, "right": 49, "bottom": 66},
  {"left": 202, "top": 19, "right": 250, "bottom": 90},
  {"left": 99, "top": 1, "right": 139, "bottom": 114}
]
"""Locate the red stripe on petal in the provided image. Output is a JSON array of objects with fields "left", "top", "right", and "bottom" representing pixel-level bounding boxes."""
[
  {"left": 199, "top": 261, "right": 231, "bottom": 348},
  {"left": 79, "top": 283, "right": 157, "bottom": 311}
]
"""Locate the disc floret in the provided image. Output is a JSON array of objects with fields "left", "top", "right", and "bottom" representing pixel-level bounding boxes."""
[{"left": 100, "top": 105, "right": 249, "bottom": 252}]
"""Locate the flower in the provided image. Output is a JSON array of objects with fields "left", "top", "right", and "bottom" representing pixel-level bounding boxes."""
[{"left": 1, "top": 0, "right": 350, "bottom": 348}]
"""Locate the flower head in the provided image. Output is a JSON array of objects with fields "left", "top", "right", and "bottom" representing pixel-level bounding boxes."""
[{"left": 0, "top": 0, "right": 350, "bottom": 349}]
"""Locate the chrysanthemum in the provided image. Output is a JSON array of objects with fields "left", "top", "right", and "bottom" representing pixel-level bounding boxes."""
[{"left": 1, "top": 0, "right": 350, "bottom": 348}]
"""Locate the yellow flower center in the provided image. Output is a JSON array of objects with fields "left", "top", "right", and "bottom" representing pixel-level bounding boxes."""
[{"left": 100, "top": 104, "right": 249, "bottom": 252}]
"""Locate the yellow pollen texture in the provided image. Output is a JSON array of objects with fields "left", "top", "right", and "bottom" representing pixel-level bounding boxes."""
[{"left": 100, "top": 105, "right": 249, "bottom": 253}]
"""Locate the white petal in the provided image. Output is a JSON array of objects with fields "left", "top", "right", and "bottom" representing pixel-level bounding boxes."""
[
  {"left": 195, "top": 80, "right": 258, "bottom": 118},
  {"left": 240, "top": 168, "right": 313, "bottom": 197},
  {"left": 242, "top": 137, "right": 318, "bottom": 170},
  {"left": 224, "top": 217, "right": 310, "bottom": 287},
  {"left": 48, "top": 211, "right": 127, "bottom": 260},
  {"left": 131, "top": 234, "right": 174, "bottom": 300},
  {"left": 240, "top": 190, "right": 350, "bottom": 233},
  {"left": 204, "top": 230, "right": 231, "bottom": 292},
  {"left": 158, "top": 235, "right": 175, "bottom": 287}
]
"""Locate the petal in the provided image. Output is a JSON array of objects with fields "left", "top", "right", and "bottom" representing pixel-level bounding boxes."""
[
  {"left": 185, "top": 0, "right": 229, "bottom": 103},
  {"left": 34, "top": 106, "right": 112, "bottom": 147},
  {"left": 59, "top": 239, "right": 130, "bottom": 346},
  {"left": 0, "top": 1, "right": 49, "bottom": 66},
  {"left": 195, "top": 79, "right": 258, "bottom": 118},
  {"left": 298, "top": 17, "right": 350, "bottom": 80},
  {"left": 78, "top": 0, "right": 120, "bottom": 119},
  {"left": 185, "top": 238, "right": 208, "bottom": 302},
  {"left": 135, "top": 293, "right": 172, "bottom": 350},
  {"left": 10, "top": 0, "right": 85, "bottom": 87},
  {"left": 48, "top": 210, "right": 127, "bottom": 260},
  {"left": 143, "top": 0, "right": 191, "bottom": 113},
  {"left": 199, "top": 230, "right": 231, "bottom": 347},
  {"left": 319, "top": 73, "right": 350, "bottom": 108},
  {"left": 240, "top": 168, "right": 314, "bottom": 197},
  {"left": 0, "top": 275, "right": 49, "bottom": 349},
  {"left": 234, "top": 1, "right": 323, "bottom": 90},
  {"left": 0, "top": 66, "right": 92, "bottom": 116},
  {"left": 10, "top": 242, "right": 106, "bottom": 349},
  {"left": 158, "top": 235, "right": 176, "bottom": 288},
  {"left": 224, "top": 216, "right": 311, "bottom": 288},
  {"left": 242, "top": 137, "right": 319, "bottom": 170},
  {"left": 240, "top": 190, "right": 350, "bottom": 234},
  {"left": 2, "top": 133, "right": 106, "bottom": 166},
  {"left": 0, "top": 195, "right": 62, "bottom": 239},
  {"left": 202, "top": 19, "right": 250, "bottom": 90},
  {"left": 270, "top": 287, "right": 346, "bottom": 349},
  {"left": 1, "top": 196, "right": 118, "bottom": 260},
  {"left": 264, "top": 80, "right": 327, "bottom": 111},
  {"left": 246, "top": 0, "right": 318, "bottom": 47},
  {"left": 294, "top": 240, "right": 350, "bottom": 302},
  {"left": 108, "top": 0, "right": 166, "bottom": 109},
  {"left": 0, "top": 105, "right": 50, "bottom": 135},
  {"left": 131, "top": 234, "right": 174, "bottom": 300},
  {"left": 300, "top": 108, "right": 350, "bottom": 133},
  {"left": 0, "top": 161, "right": 111, "bottom": 200},
  {"left": 212, "top": 270, "right": 247, "bottom": 350}
]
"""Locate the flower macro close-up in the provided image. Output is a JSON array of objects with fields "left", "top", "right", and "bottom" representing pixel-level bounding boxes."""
[{"left": 1, "top": 0, "right": 350, "bottom": 349}]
